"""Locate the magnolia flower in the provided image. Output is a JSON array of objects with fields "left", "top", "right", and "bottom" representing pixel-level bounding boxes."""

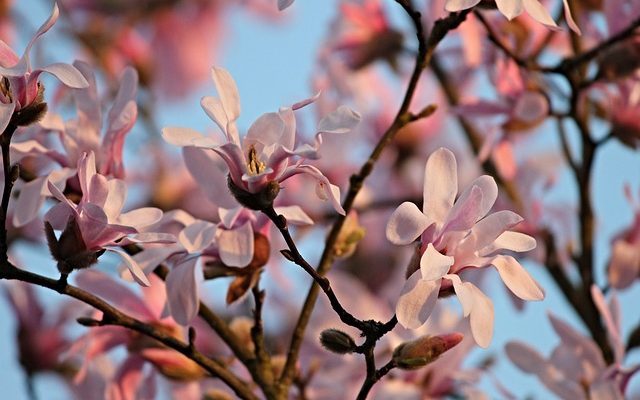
[
  {"left": 44, "top": 152, "right": 174, "bottom": 286},
  {"left": 444, "top": 0, "right": 580, "bottom": 35},
  {"left": 386, "top": 148, "right": 543, "bottom": 347},
  {"left": 162, "top": 66, "right": 360, "bottom": 214},
  {"left": 0, "top": 3, "right": 88, "bottom": 131},
  {"left": 506, "top": 286, "right": 639, "bottom": 399},
  {"left": 10, "top": 61, "right": 138, "bottom": 227}
]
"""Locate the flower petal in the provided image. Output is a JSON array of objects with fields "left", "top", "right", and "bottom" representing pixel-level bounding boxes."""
[
  {"left": 118, "top": 208, "right": 163, "bottom": 230},
  {"left": 106, "top": 247, "right": 151, "bottom": 287},
  {"left": 495, "top": 0, "right": 523, "bottom": 20},
  {"left": 505, "top": 341, "right": 548, "bottom": 374},
  {"left": 481, "top": 231, "right": 537, "bottom": 255},
  {"left": 423, "top": 148, "right": 457, "bottom": 224},
  {"left": 467, "top": 283, "right": 494, "bottom": 348},
  {"left": 396, "top": 271, "right": 440, "bottom": 329},
  {"left": 444, "top": 0, "right": 482, "bottom": 12},
  {"left": 165, "top": 257, "right": 201, "bottom": 326},
  {"left": 386, "top": 202, "right": 431, "bottom": 245},
  {"left": 161, "top": 127, "right": 206, "bottom": 147},
  {"left": 492, "top": 255, "right": 544, "bottom": 301},
  {"left": 420, "top": 243, "right": 454, "bottom": 281},
  {"left": 211, "top": 67, "right": 240, "bottom": 124},
  {"left": 179, "top": 220, "right": 217, "bottom": 254},
  {"left": 274, "top": 205, "right": 314, "bottom": 225},
  {"left": 442, "top": 185, "right": 484, "bottom": 233},
  {"left": 13, "top": 176, "right": 47, "bottom": 227},
  {"left": 183, "top": 146, "right": 236, "bottom": 208},
  {"left": 39, "top": 63, "right": 89, "bottom": 88},
  {"left": 218, "top": 221, "right": 254, "bottom": 267},
  {"left": 317, "top": 105, "right": 360, "bottom": 134},
  {"left": 522, "top": 0, "right": 559, "bottom": 28},
  {"left": 472, "top": 210, "right": 524, "bottom": 251}
]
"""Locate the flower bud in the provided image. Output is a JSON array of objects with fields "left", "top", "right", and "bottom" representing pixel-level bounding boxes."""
[
  {"left": 392, "top": 333, "right": 463, "bottom": 370},
  {"left": 227, "top": 175, "right": 280, "bottom": 211},
  {"left": 334, "top": 211, "right": 366, "bottom": 259},
  {"left": 319, "top": 329, "right": 357, "bottom": 354},
  {"left": 44, "top": 219, "right": 103, "bottom": 275}
]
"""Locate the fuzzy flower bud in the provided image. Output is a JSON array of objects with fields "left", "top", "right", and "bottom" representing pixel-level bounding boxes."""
[
  {"left": 392, "top": 332, "right": 463, "bottom": 370},
  {"left": 228, "top": 176, "right": 280, "bottom": 211},
  {"left": 319, "top": 328, "right": 357, "bottom": 354}
]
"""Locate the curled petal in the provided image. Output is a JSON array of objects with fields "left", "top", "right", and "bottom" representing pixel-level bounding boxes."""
[
  {"left": 396, "top": 271, "right": 440, "bottom": 329},
  {"left": 106, "top": 247, "right": 151, "bottom": 287},
  {"left": 420, "top": 243, "right": 454, "bottom": 281},
  {"left": 386, "top": 202, "right": 431, "bottom": 245},
  {"left": 39, "top": 63, "right": 89, "bottom": 88},
  {"left": 492, "top": 255, "right": 544, "bottom": 301}
]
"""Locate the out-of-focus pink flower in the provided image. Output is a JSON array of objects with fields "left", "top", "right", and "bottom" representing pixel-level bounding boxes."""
[
  {"left": 0, "top": 3, "right": 88, "bottom": 131},
  {"left": 506, "top": 286, "right": 639, "bottom": 399},
  {"left": 163, "top": 67, "right": 360, "bottom": 214},
  {"left": 329, "top": 0, "right": 403, "bottom": 71},
  {"left": 608, "top": 185, "right": 640, "bottom": 289},
  {"left": 386, "top": 148, "right": 543, "bottom": 347},
  {"left": 444, "top": 0, "right": 580, "bottom": 34},
  {"left": 10, "top": 61, "right": 138, "bottom": 228},
  {"left": 69, "top": 270, "right": 210, "bottom": 399},
  {"left": 44, "top": 152, "right": 174, "bottom": 285}
]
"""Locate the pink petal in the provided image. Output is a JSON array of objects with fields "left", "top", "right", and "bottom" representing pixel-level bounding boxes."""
[
  {"left": 182, "top": 147, "right": 236, "bottom": 208},
  {"left": 443, "top": 185, "right": 484, "bottom": 233},
  {"left": 522, "top": 0, "right": 559, "bottom": 29},
  {"left": 44, "top": 202, "right": 74, "bottom": 230},
  {"left": 13, "top": 176, "right": 47, "bottom": 227},
  {"left": 444, "top": 0, "right": 482, "bottom": 12},
  {"left": 395, "top": 271, "right": 440, "bottom": 329},
  {"left": 210, "top": 67, "right": 240, "bottom": 125},
  {"left": 513, "top": 92, "right": 549, "bottom": 124},
  {"left": 495, "top": 0, "right": 523, "bottom": 20},
  {"left": 291, "top": 92, "right": 320, "bottom": 110},
  {"left": 590, "top": 285, "right": 623, "bottom": 363},
  {"left": 386, "top": 202, "right": 430, "bottom": 245},
  {"left": 165, "top": 258, "right": 201, "bottom": 326},
  {"left": 505, "top": 341, "right": 548, "bottom": 374},
  {"left": 107, "top": 247, "right": 151, "bottom": 287},
  {"left": 419, "top": 243, "right": 454, "bottom": 281},
  {"left": 119, "top": 233, "right": 176, "bottom": 246},
  {"left": 161, "top": 127, "right": 206, "bottom": 147},
  {"left": 39, "top": 63, "right": 89, "bottom": 88},
  {"left": 178, "top": 220, "right": 217, "bottom": 254},
  {"left": 317, "top": 105, "right": 361, "bottom": 134},
  {"left": 117, "top": 208, "right": 163, "bottom": 230},
  {"left": 472, "top": 210, "right": 524, "bottom": 251},
  {"left": 75, "top": 270, "right": 154, "bottom": 321},
  {"left": 212, "top": 142, "right": 247, "bottom": 189},
  {"left": 492, "top": 255, "right": 544, "bottom": 301},
  {"left": 201, "top": 96, "right": 230, "bottom": 141},
  {"left": 608, "top": 240, "right": 640, "bottom": 289},
  {"left": 102, "top": 179, "right": 127, "bottom": 222},
  {"left": 274, "top": 205, "right": 313, "bottom": 225},
  {"left": 562, "top": 0, "right": 581, "bottom": 34},
  {"left": 424, "top": 148, "right": 458, "bottom": 225},
  {"left": 481, "top": 231, "right": 537, "bottom": 255},
  {"left": 78, "top": 152, "right": 97, "bottom": 198},
  {"left": 106, "top": 355, "right": 146, "bottom": 400},
  {"left": 217, "top": 221, "right": 254, "bottom": 267}
]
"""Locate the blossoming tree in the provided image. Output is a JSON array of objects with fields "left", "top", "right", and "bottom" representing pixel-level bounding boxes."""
[{"left": 0, "top": 0, "right": 639, "bottom": 399}]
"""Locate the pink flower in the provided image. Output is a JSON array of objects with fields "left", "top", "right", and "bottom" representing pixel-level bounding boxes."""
[
  {"left": 444, "top": 0, "right": 580, "bottom": 34},
  {"left": 10, "top": 61, "right": 138, "bottom": 227},
  {"left": 162, "top": 67, "right": 360, "bottom": 214},
  {"left": 0, "top": 3, "right": 88, "bottom": 131},
  {"left": 607, "top": 185, "right": 640, "bottom": 289},
  {"left": 506, "top": 286, "right": 639, "bottom": 399},
  {"left": 386, "top": 148, "right": 543, "bottom": 347},
  {"left": 44, "top": 152, "right": 174, "bottom": 286}
]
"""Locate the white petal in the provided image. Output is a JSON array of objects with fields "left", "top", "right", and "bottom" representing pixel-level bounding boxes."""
[
  {"left": 161, "top": 127, "right": 206, "bottom": 147},
  {"left": 467, "top": 283, "right": 494, "bottom": 348},
  {"left": 211, "top": 67, "right": 240, "bottom": 123},
  {"left": 317, "top": 105, "right": 361, "bottom": 134},
  {"left": 40, "top": 63, "right": 89, "bottom": 88},
  {"left": 472, "top": 210, "right": 523, "bottom": 251},
  {"left": 106, "top": 247, "right": 151, "bottom": 287},
  {"left": 386, "top": 202, "right": 431, "bottom": 245},
  {"left": 118, "top": 208, "right": 163, "bottom": 230},
  {"left": 179, "top": 220, "right": 217, "bottom": 254},
  {"left": 420, "top": 243, "right": 454, "bottom": 281},
  {"left": 274, "top": 205, "right": 313, "bottom": 225},
  {"left": 396, "top": 272, "right": 440, "bottom": 329},
  {"left": 523, "top": 0, "right": 558, "bottom": 28},
  {"left": 482, "top": 231, "right": 537, "bottom": 255},
  {"left": 446, "top": 274, "right": 473, "bottom": 316},
  {"left": 217, "top": 221, "right": 254, "bottom": 267},
  {"left": 165, "top": 258, "right": 201, "bottom": 326},
  {"left": 562, "top": 0, "right": 581, "bottom": 34},
  {"left": 492, "top": 255, "right": 544, "bottom": 301},
  {"left": 444, "top": 0, "right": 482, "bottom": 12},
  {"left": 495, "top": 0, "right": 523, "bottom": 20},
  {"left": 423, "top": 148, "right": 457, "bottom": 224}
]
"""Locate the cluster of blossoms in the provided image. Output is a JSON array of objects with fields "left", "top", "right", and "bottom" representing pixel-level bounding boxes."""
[{"left": 0, "top": 0, "right": 639, "bottom": 399}]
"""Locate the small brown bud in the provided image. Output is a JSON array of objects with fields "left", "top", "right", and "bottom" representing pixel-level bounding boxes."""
[
  {"left": 319, "top": 328, "right": 357, "bottom": 354},
  {"left": 392, "top": 333, "right": 463, "bottom": 370},
  {"left": 250, "top": 232, "right": 270, "bottom": 268},
  {"left": 45, "top": 218, "right": 102, "bottom": 275}
]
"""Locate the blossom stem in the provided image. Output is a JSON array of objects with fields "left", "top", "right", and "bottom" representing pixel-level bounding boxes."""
[
  {"left": 0, "top": 119, "right": 17, "bottom": 263},
  {"left": 275, "top": 4, "right": 468, "bottom": 396},
  {"left": 0, "top": 262, "right": 258, "bottom": 400}
]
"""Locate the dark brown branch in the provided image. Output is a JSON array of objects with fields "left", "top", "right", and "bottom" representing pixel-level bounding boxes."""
[
  {"left": 0, "top": 263, "right": 259, "bottom": 400},
  {"left": 0, "top": 120, "right": 17, "bottom": 263},
  {"left": 276, "top": 4, "right": 470, "bottom": 396}
]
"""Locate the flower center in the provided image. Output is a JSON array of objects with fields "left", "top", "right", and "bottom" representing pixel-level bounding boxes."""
[{"left": 247, "top": 145, "right": 266, "bottom": 175}]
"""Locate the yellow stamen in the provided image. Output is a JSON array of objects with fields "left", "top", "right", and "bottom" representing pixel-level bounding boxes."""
[{"left": 247, "top": 145, "right": 266, "bottom": 175}]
